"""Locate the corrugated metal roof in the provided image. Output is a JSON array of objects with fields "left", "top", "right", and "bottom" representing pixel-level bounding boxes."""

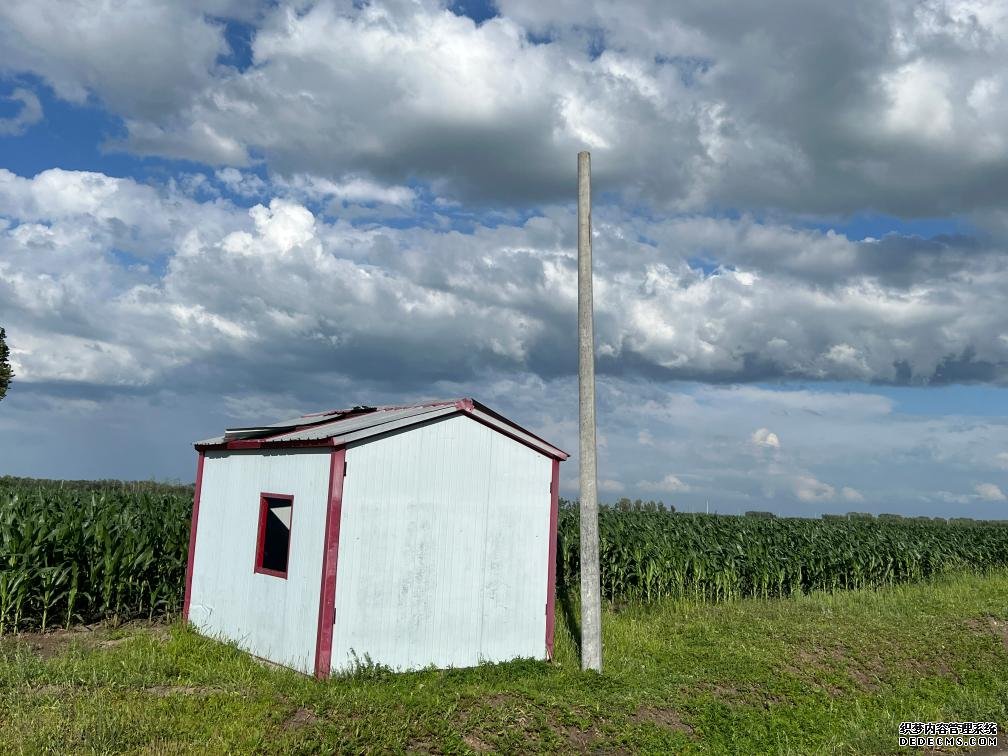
[
  {"left": 193, "top": 398, "right": 568, "bottom": 460},
  {"left": 223, "top": 405, "right": 379, "bottom": 436},
  {"left": 195, "top": 433, "right": 227, "bottom": 446},
  {"left": 265, "top": 404, "right": 455, "bottom": 442}
]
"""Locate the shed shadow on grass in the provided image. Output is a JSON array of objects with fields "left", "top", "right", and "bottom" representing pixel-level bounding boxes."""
[{"left": 556, "top": 553, "right": 582, "bottom": 658}]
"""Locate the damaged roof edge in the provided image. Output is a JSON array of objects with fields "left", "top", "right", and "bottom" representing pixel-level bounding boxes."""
[{"left": 194, "top": 397, "right": 569, "bottom": 461}]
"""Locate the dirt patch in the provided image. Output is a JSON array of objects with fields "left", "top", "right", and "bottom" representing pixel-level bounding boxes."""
[
  {"left": 554, "top": 722, "right": 606, "bottom": 754},
  {"left": 846, "top": 664, "right": 881, "bottom": 692},
  {"left": 694, "top": 681, "right": 787, "bottom": 709},
  {"left": 283, "top": 707, "right": 319, "bottom": 730},
  {"left": 539, "top": 706, "right": 626, "bottom": 754},
  {"left": 463, "top": 694, "right": 622, "bottom": 754},
  {"left": 460, "top": 692, "right": 546, "bottom": 751},
  {"left": 406, "top": 737, "right": 439, "bottom": 754},
  {"left": 792, "top": 643, "right": 973, "bottom": 694},
  {"left": 989, "top": 618, "right": 1008, "bottom": 650},
  {"left": 462, "top": 733, "right": 492, "bottom": 752},
  {"left": 796, "top": 646, "right": 844, "bottom": 681},
  {"left": 966, "top": 616, "right": 1008, "bottom": 651},
  {"left": 631, "top": 706, "right": 694, "bottom": 735},
  {"left": 793, "top": 644, "right": 888, "bottom": 693},
  {"left": 3, "top": 620, "right": 170, "bottom": 659},
  {"left": 4, "top": 627, "right": 95, "bottom": 658},
  {"left": 932, "top": 658, "right": 962, "bottom": 684},
  {"left": 27, "top": 684, "right": 65, "bottom": 695},
  {"left": 782, "top": 658, "right": 842, "bottom": 695},
  {"left": 565, "top": 735, "right": 630, "bottom": 756},
  {"left": 710, "top": 682, "right": 744, "bottom": 700},
  {"left": 564, "top": 726, "right": 597, "bottom": 750},
  {"left": 481, "top": 692, "right": 517, "bottom": 709}
]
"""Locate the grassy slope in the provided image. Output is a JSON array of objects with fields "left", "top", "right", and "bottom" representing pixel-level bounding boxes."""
[{"left": 1, "top": 571, "right": 1006, "bottom": 755}]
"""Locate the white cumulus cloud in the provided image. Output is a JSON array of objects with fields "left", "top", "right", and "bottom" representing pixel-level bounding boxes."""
[
  {"left": 975, "top": 483, "right": 1007, "bottom": 502},
  {"left": 638, "top": 474, "right": 691, "bottom": 493},
  {"left": 841, "top": 486, "right": 865, "bottom": 503},
  {"left": 794, "top": 475, "right": 836, "bottom": 503},
  {"left": 599, "top": 479, "right": 624, "bottom": 493},
  {"left": 751, "top": 427, "right": 781, "bottom": 449},
  {"left": 5, "top": 1, "right": 1007, "bottom": 215}
]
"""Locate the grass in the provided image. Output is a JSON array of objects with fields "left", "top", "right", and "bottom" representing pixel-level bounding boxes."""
[{"left": 1, "top": 571, "right": 1006, "bottom": 754}]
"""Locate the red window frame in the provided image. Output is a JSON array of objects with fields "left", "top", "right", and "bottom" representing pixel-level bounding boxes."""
[{"left": 254, "top": 492, "right": 294, "bottom": 579}]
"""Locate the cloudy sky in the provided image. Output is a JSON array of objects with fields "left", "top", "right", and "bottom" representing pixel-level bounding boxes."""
[{"left": 2, "top": 0, "right": 1008, "bottom": 517}]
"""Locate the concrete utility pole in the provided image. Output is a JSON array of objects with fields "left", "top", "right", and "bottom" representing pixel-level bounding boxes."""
[{"left": 577, "top": 150, "right": 603, "bottom": 673}]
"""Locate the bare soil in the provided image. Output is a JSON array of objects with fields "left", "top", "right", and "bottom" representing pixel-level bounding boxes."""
[
  {"left": 283, "top": 707, "right": 319, "bottom": 730},
  {"left": 1, "top": 620, "right": 170, "bottom": 659}
]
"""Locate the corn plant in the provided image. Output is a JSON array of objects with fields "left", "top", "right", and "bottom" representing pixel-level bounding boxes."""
[
  {"left": 558, "top": 501, "right": 1008, "bottom": 604},
  {"left": 0, "top": 476, "right": 192, "bottom": 631},
  {"left": 3, "top": 476, "right": 1008, "bottom": 631}
]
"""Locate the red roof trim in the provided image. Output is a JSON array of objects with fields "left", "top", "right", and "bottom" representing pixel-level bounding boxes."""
[
  {"left": 226, "top": 439, "right": 261, "bottom": 450},
  {"left": 456, "top": 403, "right": 568, "bottom": 460},
  {"left": 207, "top": 437, "right": 337, "bottom": 452},
  {"left": 462, "top": 400, "right": 568, "bottom": 459}
]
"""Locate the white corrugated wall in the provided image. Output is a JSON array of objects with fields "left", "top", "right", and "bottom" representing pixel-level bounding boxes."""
[
  {"left": 189, "top": 448, "right": 331, "bottom": 673},
  {"left": 333, "top": 414, "right": 553, "bottom": 672}
]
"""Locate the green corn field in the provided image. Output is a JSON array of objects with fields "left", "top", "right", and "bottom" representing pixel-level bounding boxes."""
[
  {"left": 2, "top": 477, "right": 1008, "bottom": 631},
  {"left": 0, "top": 477, "right": 191, "bottom": 632},
  {"left": 557, "top": 502, "right": 1008, "bottom": 603}
]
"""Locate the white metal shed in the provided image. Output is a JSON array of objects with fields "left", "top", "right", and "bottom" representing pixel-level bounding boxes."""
[{"left": 183, "top": 398, "right": 568, "bottom": 677}]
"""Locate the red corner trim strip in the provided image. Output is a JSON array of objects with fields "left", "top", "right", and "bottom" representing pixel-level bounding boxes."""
[
  {"left": 182, "top": 452, "right": 205, "bottom": 622},
  {"left": 545, "top": 458, "right": 560, "bottom": 660},
  {"left": 314, "top": 447, "right": 347, "bottom": 678}
]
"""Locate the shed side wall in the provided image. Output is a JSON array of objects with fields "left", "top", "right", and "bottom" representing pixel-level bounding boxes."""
[
  {"left": 189, "top": 449, "right": 331, "bottom": 673},
  {"left": 333, "top": 414, "right": 553, "bottom": 672}
]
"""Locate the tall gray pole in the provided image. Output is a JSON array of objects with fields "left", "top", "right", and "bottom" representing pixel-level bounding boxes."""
[{"left": 577, "top": 151, "right": 602, "bottom": 672}]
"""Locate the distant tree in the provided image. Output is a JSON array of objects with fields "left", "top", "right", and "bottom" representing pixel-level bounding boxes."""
[
  {"left": 613, "top": 497, "right": 674, "bottom": 513},
  {"left": 877, "top": 513, "right": 905, "bottom": 522},
  {"left": 0, "top": 328, "right": 12, "bottom": 402},
  {"left": 845, "top": 511, "right": 874, "bottom": 520},
  {"left": 744, "top": 510, "right": 776, "bottom": 519}
]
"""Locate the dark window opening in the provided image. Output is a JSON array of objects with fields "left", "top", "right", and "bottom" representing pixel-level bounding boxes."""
[{"left": 255, "top": 493, "right": 293, "bottom": 578}]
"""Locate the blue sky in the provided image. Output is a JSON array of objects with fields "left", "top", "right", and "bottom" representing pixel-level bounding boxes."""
[{"left": 2, "top": 0, "right": 1008, "bottom": 519}]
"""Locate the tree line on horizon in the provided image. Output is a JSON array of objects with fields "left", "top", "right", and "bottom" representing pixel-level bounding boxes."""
[{"left": 581, "top": 498, "right": 1006, "bottom": 527}]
